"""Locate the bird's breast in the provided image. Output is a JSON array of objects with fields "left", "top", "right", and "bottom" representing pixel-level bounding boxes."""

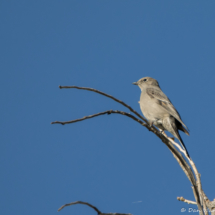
[{"left": 139, "top": 91, "right": 169, "bottom": 121}]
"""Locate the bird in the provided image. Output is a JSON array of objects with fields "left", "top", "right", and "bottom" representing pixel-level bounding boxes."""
[{"left": 133, "top": 77, "right": 190, "bottom": 158}]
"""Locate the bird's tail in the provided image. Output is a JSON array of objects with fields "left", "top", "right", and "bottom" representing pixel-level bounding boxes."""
[
  {"left": 177, "top": 132, "right": 190, "bottom": 158},
  {"left": 178, "top": 123, "right": 190, "bottom": 136},
  {"left": 163, "top": 116, "right": 190, "bottom": 158}
]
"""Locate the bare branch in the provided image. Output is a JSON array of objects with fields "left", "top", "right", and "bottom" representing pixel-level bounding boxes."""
[
  {"left": 51, "top": 110, "right": 146, "bottom": 126},
  {"left": 189, "top": 160, "right": 208, "bottom": 215},
  {"left": 166, "top": 133, "right": 208, "bottom": 214},
  {"left": 58, "top": 201, "right": 101, "bottom": 213},
  {"left": 177, "top": 196, "right": 197, "bottom": 205},
  {"left": 163, "top": 132, "right": 207, "bottom": 214},
  {"left": 161, "top": 131, "right": 206, "bottom": 214},
  {"left": 59, "top": 85, "right": 147, "bottom": 123},
  {"left": 192, "top": 187, "right": 204, "bottom": 215},
  {"left": 202, "top": 191, "right": 215, "bottom": 215},
  {"left": 51, "top": 108, "right": 197, "bottom": 191},
  {"left": 58, "top": 200, "right": 132, "bottom": 215},
  {"left": 165, "top": 136, "right": 203, "bottom": 213},
  {"left": 162, "top": 132, "right": 188, "bottom": 157}
]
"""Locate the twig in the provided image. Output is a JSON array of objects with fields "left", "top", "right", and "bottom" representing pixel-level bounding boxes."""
[
  {"left": 58, "top": 201, "right": 101, "bottom": 213},
  {"left": 192, "top": 187, "right": 204, "bottom": 215},
  {"left": 162, "top": 131, "right": 206, "bottom": 214},
  {"left": 51, "top": 110, "right": 146, "bottom": 126},
  {"left": 58, "top": 200, "right": 132, "bottom": 215},
  {"left": 189, "top": 160, "right": 208, "bottom": 215},
  {"left": 162, "top": 132, "right": 187, "bottom": 156},
  {"left": 166, "top": 132, "right": 208, "bottom": 214},
  {"left": 59, "top": 86, "right": 148, "bottom": 124},
  {"left": 162, "top": 134, "right": 203, "bottom": 213},
  {"left": 177, "top": 196, "right": 197, "bottom": 205}
]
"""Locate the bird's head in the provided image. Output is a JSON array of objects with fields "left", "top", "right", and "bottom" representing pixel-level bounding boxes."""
[{"left": 133, "top": 77, "right": 159, "bottom": 90}]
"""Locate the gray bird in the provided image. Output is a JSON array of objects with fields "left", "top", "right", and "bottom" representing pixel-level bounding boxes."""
[{"left": 133, "top": 77, "right": 190, "bottom": 158}]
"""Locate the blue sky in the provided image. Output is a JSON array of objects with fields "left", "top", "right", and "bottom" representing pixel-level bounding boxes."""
[{"left": 1, "top": 1, "right": 215, "bottom": 215}]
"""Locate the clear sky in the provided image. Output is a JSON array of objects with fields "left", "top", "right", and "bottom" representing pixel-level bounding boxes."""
[{"left": 1, "top": 1, "right": 215, "bottom": 215}]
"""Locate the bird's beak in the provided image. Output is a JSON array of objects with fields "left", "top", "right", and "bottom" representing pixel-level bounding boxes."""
[{"left": 132, "top": 82, "right": 138, "bottom": 85}]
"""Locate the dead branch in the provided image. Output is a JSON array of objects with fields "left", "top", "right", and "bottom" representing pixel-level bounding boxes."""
[
  {"left": 177, "top": 196, "right": 197, "bottom": 205},
  {"left": 59, "top": 86, "right": 147, "bottom": 124},
  {"left": 51, "top": 110, "right": 146, "bottom": 126},
  {"left": 191, "top": 186, "right": 204, "bottom": 215},
  {"left": 58, "top": 200, "right": 132, "bottom": 215},
  {"left": 51, "top": 110, "right": 197, "bottom": 190},
  {"left": 189, "top": 160, "right": 208, "bottom": 215},
  {"left": 202, "top": 191, "right": 215, "bottom": 215}
]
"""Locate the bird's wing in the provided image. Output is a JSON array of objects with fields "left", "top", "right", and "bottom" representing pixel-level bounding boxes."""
[
  {"left": 146, "top": 88, "right": 170, "bottom": 103},
  {"left": 146, "top": 87, "right": 189, "bottom": 130}
]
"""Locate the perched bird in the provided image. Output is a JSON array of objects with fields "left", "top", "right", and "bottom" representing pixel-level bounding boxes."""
[{"left": 133, "top": 77, "right": 190, "bottom": 158}]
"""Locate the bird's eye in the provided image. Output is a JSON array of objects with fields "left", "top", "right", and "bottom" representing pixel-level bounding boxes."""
[{"left": 143, "top": 79, "right": 147, "bottom": 82}]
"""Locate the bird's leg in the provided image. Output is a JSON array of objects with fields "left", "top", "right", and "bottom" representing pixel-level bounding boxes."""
[
  {"left": 159, "top": 128, "right": 175, "bottom": 140},
  {"left": 158, "top": 129, "right": 174, "bottom": 139},
  {"left": 158, "top": 128, "right": 165, "bottom": 135},
  {"left": 148, "top": 120, "right": 154, "bottom": 127}
]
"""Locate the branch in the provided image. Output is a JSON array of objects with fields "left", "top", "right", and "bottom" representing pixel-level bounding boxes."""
[
  {"left": 59, "top": 86, "right": 148, "bottom": 124},
  {"left": 51, "top": 109, "right": 196, "bottom": 189},
  {"left": 162, "top": 132, "right": 188, "bottom": 157},
  {"left": 192, "top": 187, "right": 204, "bottom": 215},
  {"left": 58, "top": 201, "right": 101, "bottom": 213},
  {"left": 189, "top": 160, "right": 208, "bottom": 215},
  {"left": 162, "top": 130, "right": 205, "bottom": 214},
  {"left": 165, "top": 135, "right": 204, "bottom": 214},
  {"left": 51, "top": 110, "right": 146, "bottom": 126},
  {"left": 177, "top": 196, "right": 197, "bottom": 205},
  {"left": 162, "top": 131, "right": 206, "bottom": 214},
  {"left": 58, "top": 201, "right": 132, "bottom": 215},
  {"left": 202, "top": 191, "right": 215, "bottom": 215},
  {"left": 166, "top": 134, "right": 208, "bottom": 214}
]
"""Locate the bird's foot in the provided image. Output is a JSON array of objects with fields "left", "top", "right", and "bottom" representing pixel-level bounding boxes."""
[
  {"left": 158, "top": 128, "right": 165, "bottom": 135},
  {"left": 149, "top": 121, "right": 154, "bottom": 127}
]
